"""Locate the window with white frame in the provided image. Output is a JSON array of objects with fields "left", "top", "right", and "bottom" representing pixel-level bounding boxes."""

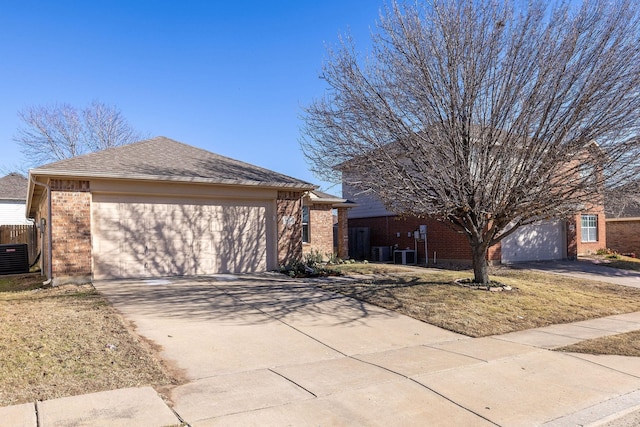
[
  {"left": 302, "top": 206, "right": 310, "bottom": 243},
  {"left": 581, "top": 214, "right": 598, "bottom": 242}
]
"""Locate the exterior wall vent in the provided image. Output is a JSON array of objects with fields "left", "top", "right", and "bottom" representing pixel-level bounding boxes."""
[{"left": 0, "top": 243, "right": 30, "bottom": 275}]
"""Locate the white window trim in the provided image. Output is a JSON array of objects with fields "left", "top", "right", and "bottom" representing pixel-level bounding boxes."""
[{"left": 581, "top": 214, "right": 598, "bottom": 243}]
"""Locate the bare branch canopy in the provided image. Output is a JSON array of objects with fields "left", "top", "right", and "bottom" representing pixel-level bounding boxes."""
[
  {"left": 301, "top": 0, "right": 640, "bottom": 283},
  {"left": 15, "top": 101, "right": 143, "bottom": 167}
]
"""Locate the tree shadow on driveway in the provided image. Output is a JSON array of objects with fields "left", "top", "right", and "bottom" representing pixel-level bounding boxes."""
[{"left": 93, "top": 274, "right": 400, "bottom": 327}]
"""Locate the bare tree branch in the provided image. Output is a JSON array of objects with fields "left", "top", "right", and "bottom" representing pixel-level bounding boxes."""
[
  {"left": 301, "top": 0, "right": 640, "bottom": 283},
  {"left": 15, "top": 101, "right": 143, "bottom": 167}
]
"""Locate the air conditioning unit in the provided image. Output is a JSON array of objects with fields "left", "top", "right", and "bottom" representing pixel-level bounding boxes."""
[
  {"left": 0, "top": 243, "right": 30, "bottom": 275},
  {"left": 394, "top": 249, "right": 416, "bottom": 265},
  {"left": 371, "top": 246, "right": 391, "bottom": 262}
]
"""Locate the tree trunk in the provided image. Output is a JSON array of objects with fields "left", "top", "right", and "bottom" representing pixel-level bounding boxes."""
[{"left": 471, "top": 243, "right": 489, "bottom": 284}]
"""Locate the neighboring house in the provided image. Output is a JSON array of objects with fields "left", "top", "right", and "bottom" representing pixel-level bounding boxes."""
[
  {"left": 0, "top": 173, "right": 30, "bottom": 225},
  {"left": 26, "top": 137, "right": 351, "bottom": 284},
  {"left": 344, "top": 172, "right": 606, "bottom": 265},
  {"left": 606, "top": 205, "right": 640, "bottom": 257}
]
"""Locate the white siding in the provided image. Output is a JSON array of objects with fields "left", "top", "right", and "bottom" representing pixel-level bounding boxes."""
[
  {"left": 0, "top": 201, "right": 30, "bottom": 225},
  {"left": 343, "top": 181, "right": 394, "bottom": 219}
]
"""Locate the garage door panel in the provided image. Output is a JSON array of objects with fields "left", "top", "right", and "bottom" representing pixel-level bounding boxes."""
[
  {"left": 92, "top": 196, "right": 269, "bottom": 279},
  {"left": 189, "top": 238, "right": 214, "bottom": 256},
  {"left": 501, "top": 220, "right": 566, "bottom": 263},
  {"left": 93, "top": 238, "right": 120, "bottom": 256},
  {"left": 122, "top": 260, "right": 148, "bottom": 278},
  {"left": 215, "top": 206, "right": 267, "bottom": 273},
  {"left": 146, "top": 252, "right": 216, "bottom": 276}
]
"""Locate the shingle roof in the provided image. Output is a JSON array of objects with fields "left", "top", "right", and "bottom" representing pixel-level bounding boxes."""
[
  {"left": 0, "top": 173, "right": 28, "bottom": 201},
  {"left": 605, "top": 181, "right": 640, "bottom": 218},
  {"left": 30, "top": 137, "right": 315, "bottom": 189},
  {"left": 306, "top": 189, "right": 358, "bottom": 208},
  {"left": 607, "top": 205, "right": 640, "bottom": 219}
]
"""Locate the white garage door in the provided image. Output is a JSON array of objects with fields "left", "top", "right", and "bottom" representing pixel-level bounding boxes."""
[
  {"left": 92, "top": 195, "right": 268, "bottom": 279},
  {"left": 501, "top": 219, "right": 566, "bottom": 264}
]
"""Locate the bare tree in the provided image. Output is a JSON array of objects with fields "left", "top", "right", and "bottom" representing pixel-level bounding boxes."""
[
  {"left": 301, "top": 0, "right": 640, "bottom": 283},
  {"left": 15, "top": 101, "right": 143, "bottom": 167}
]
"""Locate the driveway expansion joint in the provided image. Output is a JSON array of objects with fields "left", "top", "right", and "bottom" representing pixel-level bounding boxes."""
[
  {"left": 268, "top": 368, "right": 318, "bottom": 398},
  {"left": 82, "top": 278, "right": 640, "bottom": 426},
  {"left": 563, "top": 353, "right": 640, "bottom": 379},
  {"left": 33, "top": 401, "right": 40, "bottom": 427},
  {"left": 347, "top": 353, "right": 502, "bottom": 426}
]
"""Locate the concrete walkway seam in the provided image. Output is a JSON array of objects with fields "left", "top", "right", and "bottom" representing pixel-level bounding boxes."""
[
  {"left": 34, "top": 400, "right": 41, "bottom": 427},
  {"left": 565, "top": 352, "right": 640, "bottom": 379},
  {"left": 222, "top": 286, "right": 500, "bottom": 426},
  {"left": 268, "top": 368, "right": 318, "bottom": 398}
]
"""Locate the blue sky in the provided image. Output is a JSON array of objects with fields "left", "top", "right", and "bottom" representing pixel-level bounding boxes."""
[{"left": 0, "top": 1, "right": 383, "bottom": 193}]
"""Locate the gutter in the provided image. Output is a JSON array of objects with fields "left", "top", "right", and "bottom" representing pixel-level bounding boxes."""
[
  {"left": 28, "top": 169, "right": 317, "bottom": 191},
  {"left": 29, "top": 175, "right": 53, "bottom": 283}
]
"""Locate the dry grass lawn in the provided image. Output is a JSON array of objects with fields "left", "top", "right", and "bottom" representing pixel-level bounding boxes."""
[
  {"left": 551, "top": 256, "right": 640, "bottom": 357},
  {"left": 2, "top": 262, "right": 638, "bottom": 407},
  {"left": 582, "top": 254, "right": 640, "bottom": 272},
  {"left": 326, "top": 264, "right": 640, "bottom": 337},
  {"left": 0, "top": 275, "right": 181, "bottom": 407},
  {"left": 557, "top": 330, "right": 640, "bottom": 357}
]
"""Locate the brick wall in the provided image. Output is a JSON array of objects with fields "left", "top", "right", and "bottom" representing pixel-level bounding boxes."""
[
  {"left": 606, "top": 219, "right": 640, "bottom": 256},
  {"left": 302, "top": 204, "right": 334, "bottom": 259},
  {"left": 348, "top": 215, "right": 484, "bottom": 264},
  {"left": 575, "top": 207, "right": 607, "bottom": 255},
  {"left": 277, "top": 191, "right": 303, "bottom": 266},
  {"left": 336, "top": 208, "right": 349, "bottom": 259},
  {"left": 50, "top": 180, "right": 92, "bottom": 282}
]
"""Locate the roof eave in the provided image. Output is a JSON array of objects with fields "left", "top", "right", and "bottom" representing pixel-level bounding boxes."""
[
  {"left": 606, "top": 217, "right": 640, "bottom": 222},
  {"left": 333, "top": 201, "right": 358, "bottom": 208},
  {"left": 307, "top": 197, "right": 358, "bottom": 208},
  {"left": 27, "top": 170, "right": 317, "bottom": 191},
  {"left": 25, "top": 172, "right": 40, "bottom": 218}
]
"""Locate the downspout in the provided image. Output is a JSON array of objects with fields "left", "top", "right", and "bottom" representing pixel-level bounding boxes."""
[{"left": 30, "top": 176, "right": 53, "bottom": 284}]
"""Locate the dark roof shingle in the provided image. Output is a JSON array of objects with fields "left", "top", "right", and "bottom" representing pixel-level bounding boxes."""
[
  {"left": 0, "top": 173, "right": 28, "bottom": 201},
  {"left": 30, "top": 137, "right": 314, "bottom": 189}
]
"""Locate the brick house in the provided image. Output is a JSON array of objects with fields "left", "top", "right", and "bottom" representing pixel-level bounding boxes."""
[
  {"left": 346, "top": 194, "right": 606, "bottom": 265},
  {"left": 343, "top": 148, "right": 607, "bottom": 265},
  {"left": 606, "top": 205, "right": 640, "bottom": 257},
  {"left": 26, "top": 137, "right": 350, "bottom": 284}
]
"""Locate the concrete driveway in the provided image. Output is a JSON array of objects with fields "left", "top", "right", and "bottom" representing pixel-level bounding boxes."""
[
  {"left": 514, "top": 259, "right": 640, "bottom": 288},
  {"left": 94, "top": 274, "right": 640, "bottom": 426}
]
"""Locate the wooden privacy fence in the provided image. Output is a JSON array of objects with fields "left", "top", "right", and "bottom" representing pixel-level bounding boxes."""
[{"left": 0, "top": 224, "right": 38, "bottom": 265}]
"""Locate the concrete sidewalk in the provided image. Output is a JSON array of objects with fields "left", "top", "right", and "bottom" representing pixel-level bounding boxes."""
[
  {"left": 2, "top": 275, "right": 640, "bottom": 426},
  {"left": 0, "top": 386, "right": 181, "bottom": 427}
]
